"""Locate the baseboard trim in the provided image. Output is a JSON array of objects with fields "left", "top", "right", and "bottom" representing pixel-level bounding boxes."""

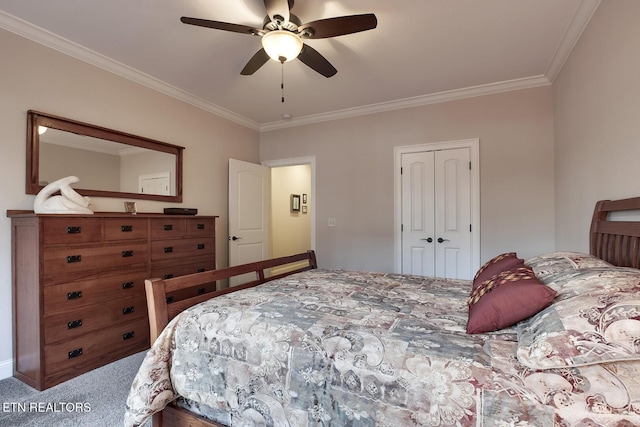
[{"left": 0, "top": 358, "right": 13, "bottom": 380}]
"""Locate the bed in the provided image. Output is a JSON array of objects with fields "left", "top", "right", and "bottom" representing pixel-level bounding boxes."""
[{"left": 125, "top": 197, "right": 640, "bottom": 427}]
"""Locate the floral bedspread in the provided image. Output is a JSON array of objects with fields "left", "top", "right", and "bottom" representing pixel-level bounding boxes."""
[{"left": 124, "top": 269, "right": 640, "bottom": 427}]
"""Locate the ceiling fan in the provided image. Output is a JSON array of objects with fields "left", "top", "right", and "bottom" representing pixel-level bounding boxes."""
[{"left": 180, "top": 0, "right": 377, "bottom": 78}]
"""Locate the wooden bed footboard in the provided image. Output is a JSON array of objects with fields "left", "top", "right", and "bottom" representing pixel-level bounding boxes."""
[
  {"left": 145, "top": 250, "right": 317, "bottom": 343},
  {"left": 144, "top": 250, "right": 317, "bottom": 427}
]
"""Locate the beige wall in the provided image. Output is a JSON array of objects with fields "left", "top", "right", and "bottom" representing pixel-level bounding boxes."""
[
  {"left": 553, "top": 0, "right": 640, "bottom": 251},
  {"left": 0, "top": 29, "right": 260, "bottom": 373},
  {"left": 261, "top": 86, "right": 556, "bottom": 272},
  {"left": 39, "top": 142, "right": 121, "bottom": 191}
]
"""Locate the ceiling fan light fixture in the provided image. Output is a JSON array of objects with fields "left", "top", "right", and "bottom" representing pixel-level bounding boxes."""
[{"left": 262, "top": 30, "right": 303, "bottom": 63}]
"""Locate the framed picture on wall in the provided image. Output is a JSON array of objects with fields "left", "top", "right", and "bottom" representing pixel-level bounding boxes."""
[{"left": 291, "top": 194, "right": 301, "bottom": 212}]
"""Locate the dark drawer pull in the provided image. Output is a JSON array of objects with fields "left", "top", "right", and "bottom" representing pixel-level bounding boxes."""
[
  {"left": 123, "top": 331, "right": 135, "bottom": 340},
  {"left": 66, "top": 255, "right": 82, "bottom": 263},
  {"left": 122, "top": 250, "right": 134, "bottom": 258},
  {"left": 68, "top": 348, "right": 83, "bottom": 359},
  {"left": 198, "top": 288, "right": 206, "bottom": 295},
  {"left": 197, "top": 243, "right": 205, "bottom": 250},
  {"left": 197, "top": 268, "right": 205, "bottom": 273},
  {"left": 163, "top": 274, "right": 174, "bottom": 279},
  {"left": 163, "top": 224, "right": 173, "bottom": 231},
  {"left": 197, "top": 223, "right": 205, "bottom": 230},
  {"left": 166, "top": 296, "right": 174, "bottom": 303},
  {"left": 164, "top": 247, "right": 173, "bottom": 253},
  {"left": 122, "top": 306, "right": 135, "bottom": 315},
  {"left": 67, "top": 319, "right": 83, "bottom": 329},
  {"left": 121, "top": 225, "right": 133, "bottom": 232},
  {"left": 122, "top": 281, "right": 134, "bottom": 289},
  {"left": 67, "top": 291, "right": 82, "bottom": 300},
  {"left": 66, "top": 226, "right": 82, "bottom": 234}
]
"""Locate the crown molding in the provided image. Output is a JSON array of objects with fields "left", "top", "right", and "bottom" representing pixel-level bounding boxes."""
[
  {"left": 260, "top": 75, "right": 551, "bottom": 132},
  {"left": 261, "top": 0, "right": 601, "bottom": 132},
  {"left": 545, "top": 0, "right": 601, "bottom": 83},
  {"left": 0, "top": 10, "right": 261, "bottom": 131},
  {"left": 2, "top": 0, "right": 599, "bottom": 134}
]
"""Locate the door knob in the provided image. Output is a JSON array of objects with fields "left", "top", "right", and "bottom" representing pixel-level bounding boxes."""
[
  {"left": 420, "top": 237, "right": 433, "bottom": 243},
  {"left": 437, "top": 237, "right": 450, "bottom": 243},
  {"left": 229, "top": 236, "right": 242, "bottom": 241}
]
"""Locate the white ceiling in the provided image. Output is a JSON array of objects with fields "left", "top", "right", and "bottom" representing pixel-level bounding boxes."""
[{"left": 0, "top": 0, "right": 600, "bottom": 131}]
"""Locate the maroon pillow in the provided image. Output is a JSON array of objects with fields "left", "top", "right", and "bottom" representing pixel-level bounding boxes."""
[
  {"left": 466, "top": 266, "right": 556, "bottom": 334},
  {"left": 472, "top": 252, "right": 524, "bottom": 291}
]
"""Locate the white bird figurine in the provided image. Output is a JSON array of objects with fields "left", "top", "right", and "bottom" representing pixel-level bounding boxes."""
[{"left": 33, "top": 176, "right": 93, "bottom": 214}]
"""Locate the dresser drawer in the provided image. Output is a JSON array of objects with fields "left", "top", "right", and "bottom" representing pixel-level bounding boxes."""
[
  {"left": 151, "top": 257, "right": 216, "bottom": 280},
  {"left": 43, "top": 243, "right": 148, "bottom": 276},
  {"left": 42, "top": 217, "right": 102, "bottom": 245},
  {"left": 44, "top": 296, "right": 147, "bottom": 345},
  {"left": 150, "top": 218, "right": 185, "bottom": 239},
  {"left": 43, "top": 269, "right": 147, "bottom": 314},
  {"left": 44, "top": 318, "right": 149, "bottom": 379},
  {"left": 150, "top": 237, "right": 215, "bottom": 261},
  {"left": 186, "top": 217, "right": 215, "bottom": 236},
  {"left": 104, "top": 217, "right": 149, "bottom": 241}
]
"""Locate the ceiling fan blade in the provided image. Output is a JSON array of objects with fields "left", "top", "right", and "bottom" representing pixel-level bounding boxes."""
[
  {"left": 298, "top": 14, "right": 377, "bottom": 39},
  {"left": 263, "top": 0, "right": 291, "bottom": 24},
  {"left": 180, "top": 17, "right": 263, "bottom": 36},
  {"left": 240, "top": 49, "right": 270, "bottom": 75},
  {"left": 297, "top": 44, "right": 337, "bottom": 78}
]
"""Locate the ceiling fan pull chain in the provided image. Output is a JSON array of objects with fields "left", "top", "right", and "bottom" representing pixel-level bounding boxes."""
[{"left": 281, "top": 62, "right": 285, "bottom": 103}]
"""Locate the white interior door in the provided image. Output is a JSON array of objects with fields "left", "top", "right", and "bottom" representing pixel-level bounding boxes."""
[
  {"left": 434, "top": 148, "right": 472, "bottom": 279},
  {"left": 401, "top": 151, "right": 436, "bottom": 276},
  {"left": 401, "top": 147, "right": 473, "bottom": 279},
  {"left": 228, "top": 159, "right": 270, "bottom": 286}
]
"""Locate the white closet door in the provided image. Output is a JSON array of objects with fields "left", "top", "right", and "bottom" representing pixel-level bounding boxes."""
[
  {"left": 434, "top": 148, "right": 472, "bottom": 279},
  {"left": 401, "top": 147, "right": 472, "bottom": 279},
  {"left": 401, "top": 151, "right": 436, "bottom": 276}
]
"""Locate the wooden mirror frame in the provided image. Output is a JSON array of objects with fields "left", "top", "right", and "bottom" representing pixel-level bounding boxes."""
[{"left": 27, "top": 110, "right": 184, "bottom": 202}]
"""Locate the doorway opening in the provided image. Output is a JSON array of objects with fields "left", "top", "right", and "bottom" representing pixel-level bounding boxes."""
[{"left": 264, "top": 157, "right": 316, "bottom": 275}]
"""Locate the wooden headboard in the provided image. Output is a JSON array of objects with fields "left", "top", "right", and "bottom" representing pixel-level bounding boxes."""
[{"left": 590, "top": 197, "right": 640, "bottom": 268}]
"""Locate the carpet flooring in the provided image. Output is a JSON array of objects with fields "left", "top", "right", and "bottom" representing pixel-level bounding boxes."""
[{"left": 0, "top": 351, "right": 148, "bottom": 427}]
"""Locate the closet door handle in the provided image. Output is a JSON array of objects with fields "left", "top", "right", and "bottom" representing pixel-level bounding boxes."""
[
  {"left": 437, "top": 237, "right": 450, "bottom": 243},
  {"left": 420, "top": 238, "right": 433, "bottom": 243}
]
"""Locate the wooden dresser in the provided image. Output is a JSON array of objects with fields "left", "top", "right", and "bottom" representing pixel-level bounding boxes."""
[{"left": 7, "top": 211, "right": 217, "bottom": 390}]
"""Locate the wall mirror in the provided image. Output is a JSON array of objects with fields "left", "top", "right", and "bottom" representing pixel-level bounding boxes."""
[{"left": 27, "top": 110, "right": 184, "bottom": 202}]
